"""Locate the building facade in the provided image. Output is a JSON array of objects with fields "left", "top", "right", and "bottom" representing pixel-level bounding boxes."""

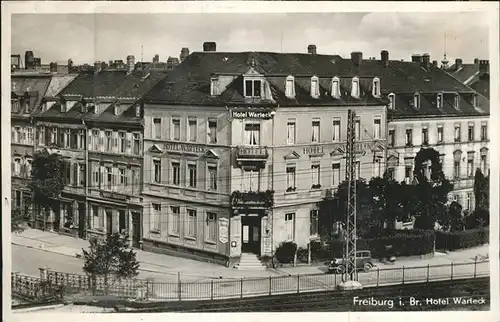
[{"left": 142, "top": 43, "right": 388, "bottom": 266}]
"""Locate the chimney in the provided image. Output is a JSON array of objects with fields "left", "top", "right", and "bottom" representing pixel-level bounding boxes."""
[
  {"left": 455, "top": 58, "right": 463, "bottom": 71},
  {"left": 479, "top": 60, "right": 489, "bottom": 74},
  {"left": 307, "top": 45, "right": 317, "bottom": 55},
  {"left": 421, "top": 53, "right": 430, "bottom": 69},
  {"left": 180, "top": 47, "right": 190, "bottom": 62},
  {"left": 411, "top": 54, "right": 422, "bottom": 63},
  {"left": 153, "top": 54, "right": 159, "bottom": 63},
  {"left": 49, "top": 62, "right": 58, "bottom": 73},
  {"left": 380, "top": 50, "right": 389, "bottom": 67},
  {"left": 67, "top": 59, "right": 73, "bottom": 71},
  {"left": 432, "top": 60, "right": 438, "bottom": 67},
  {"left": 94, "top": 61, "right": 101, "bottom": 73},
  {"left": 474, "top": 58, "right": 479, "bottom": 64},
  {"left": 203, "top": 42, "right": 216, "bottom": 52},
  {"left": 25, "top": 51, "right": 34, "bottom": 69},
  {"left": 126, "top": 55, "right": 135, "bottom": 74},
  {"left": 351, "top": 52, "right": 363, "bottom": 66}
]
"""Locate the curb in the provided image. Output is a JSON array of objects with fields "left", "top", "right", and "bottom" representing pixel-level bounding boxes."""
[{"left": 12, "top": 303, "right": 66, "bottom": 313}]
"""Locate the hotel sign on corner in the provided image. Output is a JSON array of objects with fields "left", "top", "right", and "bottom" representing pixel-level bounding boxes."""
[
  {"left": 232, "top": 111, "right": 272, "bottom": 119},
  {"left": 219, "top": 217, "right": 229, "bottom": 244}
]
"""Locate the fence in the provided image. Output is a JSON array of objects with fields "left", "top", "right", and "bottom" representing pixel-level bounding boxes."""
[
  {"left": 11, "top": 273, "right": 63, "bottom": 302},
  {"left": 19, "top": 260, "right": 489, "bottom": 302}
]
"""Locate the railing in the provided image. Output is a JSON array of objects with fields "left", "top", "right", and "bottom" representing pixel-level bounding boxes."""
[
  {"left": 11, "top": 273, "right": 63, "bottom": 302},
  {"left": 31, "top": 260, "right": 489, "bottom": 302}
]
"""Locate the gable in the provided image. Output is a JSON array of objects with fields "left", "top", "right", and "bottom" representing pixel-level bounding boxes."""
[
  {"left": 244, "top": 67, "right": 262, "bottom": 76},
  {"left": 203, "top": 149, "right": 219, "bottom": 159},
  {"left": 330, "top": 147, "right": 345, "bottom": 157},
  {"left": 149, "top": 144, "right": 164, "bottom": 154},
  {"left": 283, "top": 151, "right": 300, "bottom": 160}
]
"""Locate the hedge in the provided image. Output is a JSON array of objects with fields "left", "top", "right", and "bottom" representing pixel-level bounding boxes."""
[
  {"left": 275, "top": 241, "right": 297, "bottom": 263},
  {"left": 435, "top": 228, "right": 489, "bottom": 251},
  {"left": 310, "top": 229, "right": 435, "bottom": 260}
]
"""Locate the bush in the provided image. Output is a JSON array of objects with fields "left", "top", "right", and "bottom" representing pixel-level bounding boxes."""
[
  {"left": 312, "top": 230, "right": 435, "bottom": 260},
  {"left": 435, "top": 228, "right": 489, "bottom": 251},
  {"left": 275, "top": 242, "right": 297, "bottom": 263},
  {"left": 297, "top": 247, "right": 309, "bottom": 263}
]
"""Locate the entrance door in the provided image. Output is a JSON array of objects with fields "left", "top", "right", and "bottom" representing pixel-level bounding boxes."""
[
  {"left": 106, "top": 210, "right": 113, "bottom": 236},
  {"left": 131, "top": 212, "right": 141, "bottom": 248},
  {"left": 241, "top": 215, "right": 261, "bottom": 254},
  {"left": 118, "top": 210, "right": 126, "bottom": 234}
]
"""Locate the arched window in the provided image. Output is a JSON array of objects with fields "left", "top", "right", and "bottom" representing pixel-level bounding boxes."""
[
  {"left": 436, "top": 92, "right": 443, "bottom": 109},
  {"left": 388, "top": 93, "right": 395, "bottom": 110},
  {"left": 413, "top": 93, "right": 420, "bottom": 109},
  {"left": 331, "top": 77, "right": 340, "bottom": 98},
  {"left": 310, "top": 76, "right": 319, "bottom": 99},
  {"left": 454, "top": 93, "right": 460, "bottom": 110},
  {"left": 372, "top": 77, "right": 381, "bottom": 98},
  {"left": 285, "top": 75, "right": 295, "bottom": 98},
  {"left": 351, "top": 77, "right": 360, "bottom": 98}
]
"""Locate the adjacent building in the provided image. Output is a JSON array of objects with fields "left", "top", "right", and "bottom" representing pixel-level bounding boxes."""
[
  {"left": 446, "top": 58, "right": 490, "bottom": 99},
  {"left": 142, "top": 43, "right": 388, "bottom": 266}
]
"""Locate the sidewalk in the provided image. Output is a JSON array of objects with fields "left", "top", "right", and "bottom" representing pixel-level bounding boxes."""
[{"left": 11, "top": 228, "right": 490, "bottom": 279}]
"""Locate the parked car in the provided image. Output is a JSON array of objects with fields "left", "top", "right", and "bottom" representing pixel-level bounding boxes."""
[{"left": 326, "top": 250, "right": 374, "bottom": 274}]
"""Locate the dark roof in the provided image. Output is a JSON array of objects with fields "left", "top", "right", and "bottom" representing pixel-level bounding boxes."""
[
  {"left": 446, "top": 64, "right": 479, "bottom": 84},
  {"left": 145, "top": 52, "right": 386, "bottom": 107},
  {"left": 59, "top": 70, "right": 168, "bottom": 99},
  {"left": 11, "top": 74, "right": 52, "bottom": 116},
  {"left": 469, "top": 75, "right": 490, "bottom": 99}
]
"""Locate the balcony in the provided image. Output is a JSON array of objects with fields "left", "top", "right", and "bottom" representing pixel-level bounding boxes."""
[
  {"left": 230, "top": 190, "right": 274, "bottom": 210},
  {"left": 236, "top": 146, "right": 269, "bottom": 163}
]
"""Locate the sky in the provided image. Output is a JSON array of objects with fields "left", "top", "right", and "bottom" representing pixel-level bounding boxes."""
[{"left": 11, "top": 12, "right": 490, "bottom": 65}]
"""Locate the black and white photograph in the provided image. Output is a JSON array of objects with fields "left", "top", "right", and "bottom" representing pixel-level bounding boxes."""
[{"left": 2, "top": 1, "right": 499, "bottom": 319}]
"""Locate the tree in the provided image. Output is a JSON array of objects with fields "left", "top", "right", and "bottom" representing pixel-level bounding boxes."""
[
  {"left": 473, "top": 168, "right": 489, "bottom": 211},
  {"left": 82, "top": 232, "right": 140, "bottom": 294},
  {"left": 412, "top": 148, "right": 454, "bottom": 230},
  {"left": 369, "top": 176, "right": 408, "bottom": 230},
  {"left": 27, "top": 149, "right": 67, "bottom": 225},
  {"left": 11, "top": 207, "right": 28, "bottom": 234},
  {"left": 438, "top": 201, "right": 464, "bottom": 232}
]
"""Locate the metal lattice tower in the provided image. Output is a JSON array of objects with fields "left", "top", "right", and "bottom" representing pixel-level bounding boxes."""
[{"left": 344, "top": 109, "right": 357, "bottom": 281}]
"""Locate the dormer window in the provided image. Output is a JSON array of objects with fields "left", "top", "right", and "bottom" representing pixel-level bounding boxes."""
[
  {"left": 413, "top": 93, "right": 420, "bottom": 109},
  {"left": 285, "top": 75, "right": 295, "bottom": 98},
  {"left": 351, "top": 77, "right": 360, "bottom": 98},
  {"left": 331, "top": 77, "right": 340, "bottom": 99},
  {"left": 135, "top": 105, "right": 141, "bottom": 117},
  {"left": 114, "top": 103, "right": 119, "bottom": 116},
  {"left": 310, "top": 76, "right": 320, "bottom": 99},
  {"left": 11, "top": 99, "right": 20, "bottom": 113},
  {"left": 60, "top": 102, "right": 67, "bottom": 113},
  {"left": 453, "top": 93, "right": 460, "bottom": 110},
  {"left": 210, "top": 77, "right": 220, "bottom": 96},
  {"left": 24, "top": 99, "right": 31, "bottom": 113},
  {"left": 436, "top": 92, "right": 443, "bottom": 109},
  {"left": 244, "top": 79, "right": 262, "bottom": 98},
  {"left": 472, "top": 94, "right": 478, "bottom": 108},
  {"left": 388, "top": 93, "right": 395, "bottom": 110},
  {"left": 372, "top": 77, "right": 381, "bottom": 98}
]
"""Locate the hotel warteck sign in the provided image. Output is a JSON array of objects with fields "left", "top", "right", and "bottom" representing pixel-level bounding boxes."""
[
  {"left": 164, "top": 143, "right": 206, "bottom": 154},
  {"left": 232, "top": 111, "right": 272, "bottom": 119}
]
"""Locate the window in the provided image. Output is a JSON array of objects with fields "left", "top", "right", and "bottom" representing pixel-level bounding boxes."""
[
  {"left": 12, "top": 100, "right": 20, "bottom": 113},
  {"left": 405, "top": 165, "right": 412, "bottom": 183},
  {"left": 210, "top": 77, "right": 220, "bottom": 96},
  {"left": 310, "top": 210, "right": 319, "bottom": 236},
  {"left": 27, "top": 128, "right": 34, "bottom": 145},
  {"left": 14, "top": 127, "right": 21, "bottom": 143},
  {"left": 311, "top": 120, "right": 320, "bottom": 142},
  {"left": 206, "top": 212, "right": 217, "bottom": 242},
  {"left": 153, "top": 118, "right": 161, "bottom": 139},
  {"left": 331, "top": 77, "right": 340, "bottom": 98},
  {"left": 388, "top": 93, "right": 395, "bottom": 110},
  {"left": 311, "top": 164, "right": 320, "bottom": 188},
  {"left": 79, "top": 130, "right": 85, "bottom": 149},
  {"left": 355, "top": 117, "right": 361, "bottom": 140},
  {"left": 287, "top": 121, "right": 296, "bottom": 144},
  {"left": 414, "top": 93, "right": 420, "bottom": 109},
  {"left": 172, "top": 118, "right": 181, "bottom": 141},
  {"left": 388, "top": 129, "right": 395, "bottom": 147},
  {"left": 171, "top": 162, "right": 180, "bottom": 185},
  {"left": 208, "top": 119, "right": 217, "bottom": 144},
  {"left": 188, "top": 164, "right": 197, "bottom": 188},
  {"left": 208, "top": 165, "right": 217, "bottom": 190},
  {"left": 480, "top": 123, "right": 487, "bottom": 141},
  {"left": 133, "top": 133, "right": 140, "bottom": 155},
  {"left": 286, "top": 165, "right": 296, "bottom": 191},
  {"left": 92, "top": 164, "right": 99, "bottom": 187},
  {"left": 151, "top": 203, "right": 161, "bottom": 231},
  {"left": 310, "top": 76, "right": 319, "bottom": 98},
  {"left": 466, "top": 193, "right": 473, "bottom": 210},
  {"left": 25, "top": 159, "right": 32, "bottom": 178},
  {"left": 437, "top": 125, "right": 444, "bottom": 143},
  {"left": 187, "top": 209, "right": 197, "bottom": 238},
  {"left": 332, "top": 163, "right": 341, "bottom": 187},
  {"left": 285, "top": 213, "right": 295, "bottom": 241},
  {"left": 244, "top": 79, "right": 262, "bottom": 98},
  {"left": 468, "top": 124, "right": 475, "bottom": 141},
  {"left": 373, "top": 117, "right": 381, "bottom": 139},
  {"left": 119, "top": 168, "right": 125, "bottom": 187},
  {"left": 372, "top": 78, "right": 381, "bottom": 97},
  {"left": 405, "top": 128, "right": 413, "bottom": 146},
  {"left": 454, "top": 124, "right": 461, "bottom": 142},
  {"left": 106, "top": 167, "right": 112, "bottom": 190},
  {"left": 351, "top": 77, "right": 360, "bottom": 98},
  {"left": 373, "top": 159, "right": 381, "bottom": 178},
  {"left": 243, "top": 170, "right": 259, "bottom": 191},
  {"left": 467, "top": 152, "right": 474, "bottom": 177},
  {"left": 454, "top": 94, "right": 460, "bottom": 110},
  {"left": 422, "top": 127, "right": 429, "bottom": 145},
  {"left": 436, "top": 93, "right": 443, "bottom": 109},
  {"left": 119, "top": 132, "right": 126, "bottom": 153},
  {"left": 170, "top": 206, "right": 180, "bottom": 235},
  {"left": 92, "top": 205, "right": 103, "bottom": 231},
  {"left": 453, "top": 152, "right": 461, "bottom": 178},
  {"left": 188, "top": 118, "right": 197, "bottom": 142},
  {"left": 13, "top": 158, "right": 21, "bottom": 176},
  {"left": 480, "top": 150, "right": 488, "bottom": 174},
  {"left": 245, "top": 123, "right": 260, "bottom": 146},
  {"left": 131, "top": 168, "right": 139, "bottom": 194},
  {"left": 285, "top": 76, "right": 295, "bottom": 98},
  {"left": 105, "top": 131, "right": 112, "bottom": 151},
  {"left": 70, "top": 130, "right": 78, "bottom": 149},
  {"left": 473, "top": 94, "right": 478, "bottom": 108},
  {"left": 333, "top": 118, "right": 341, "bottom": 142},
  {"left": 92, "top": 130, "right": 99, "bottom": 150},
  {"left": 386, "top": 168, "right": 395, "bottom": 180},
  {"left": 79, "top": 164, "right": 86, "bottom": 186}
]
